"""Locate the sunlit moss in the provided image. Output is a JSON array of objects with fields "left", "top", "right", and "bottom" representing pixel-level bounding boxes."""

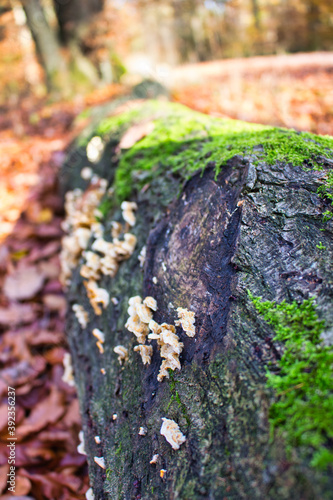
[{"left": 93, "top": 101, "right": 333, "bottom": 201}]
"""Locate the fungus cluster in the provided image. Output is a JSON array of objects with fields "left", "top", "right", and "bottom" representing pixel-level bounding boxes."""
[
  {"left": 60, "top": 170, "right": 138, "bottom": 324},
  {"left": 148, "top": 320, "right": 183, "bottom": 382},
  {"left": 84, "top": 280, "right": 110, "bottom": 316},
  {"left": 125, "top": 297, "right": 195, "bottom": 382},
  {"left": 60, "top": 179, "right": 107, "bottom": 286}
]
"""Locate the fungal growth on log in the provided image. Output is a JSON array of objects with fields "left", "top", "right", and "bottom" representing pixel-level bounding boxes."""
[{"left": 61, "top": 101, "right": 333, "bottom": 500}]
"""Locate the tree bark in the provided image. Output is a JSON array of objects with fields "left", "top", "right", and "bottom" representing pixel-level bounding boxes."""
[
  {"left": 61, "top": 100, "right": 333, "bottom": 499},
  {"left": 53, "top": 0, "right": 104, "bottom": 44},
  {"left": 20, "top": 0, "right": 67, "bottom": 90}
]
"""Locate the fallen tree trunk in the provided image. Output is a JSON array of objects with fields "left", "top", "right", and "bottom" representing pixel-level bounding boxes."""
[{"left": 60, "top": 100, "right": 333, "bottom": 499}]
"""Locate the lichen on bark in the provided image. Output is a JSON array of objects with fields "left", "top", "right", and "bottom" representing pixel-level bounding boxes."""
[{"left": 61, "top": 100, "right": 333, "bottom": 499}]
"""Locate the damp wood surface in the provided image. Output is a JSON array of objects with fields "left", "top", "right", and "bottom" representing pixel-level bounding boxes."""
[{"left": 61, "top": 99, "right": 333, "bottom": 500}]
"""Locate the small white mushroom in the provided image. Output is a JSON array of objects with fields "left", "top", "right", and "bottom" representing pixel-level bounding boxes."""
[
  {"left": 85, "top": 487, "right": 95, "bottom": 500},
  {"left": 150, "top": 454, "right": 159, "bottom": 465},
  {"left": 94, "top": 436, "right": 101, "bottom": 444},
  {"left": 138, "top": 426, "right": 147, "bottom": 436},
  {"left": 77, "top": 430, "right": 86, "bottom": 455},
  {"left": 81, "top": 167, "right": 93, "bottom": 180},
  {"left": 112, "top": 413, "right": 118, "bottom": 420}
]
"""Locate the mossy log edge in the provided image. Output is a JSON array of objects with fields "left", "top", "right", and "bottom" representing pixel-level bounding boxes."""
[{"left": 61, "top": 100, "right": 333, "bottom": 500}]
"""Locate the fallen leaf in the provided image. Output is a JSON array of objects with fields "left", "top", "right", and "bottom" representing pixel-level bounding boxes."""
[
  {"left": 4, "top": 266, "right": 45, "bottom": 301},
  {"left": 0, "top": 304, "right": 37, "bottom": 325},
  {"left": 42, "top": 294, "right": 67, "bottom": 314},
  {"left": 118, "top": 121, "right": 155, "bottom": 150},
  {"left": 16, "top": 386, "right": 65, "bottom": 439},
  {"left": 27, "top": 241, "right": 60, "bottom": 263},
  {"left": 15, "top": 475, "right": 31, "bottom": 495},
  {"left": 0, "top": 463, "right": 9, "bottom": 494}
]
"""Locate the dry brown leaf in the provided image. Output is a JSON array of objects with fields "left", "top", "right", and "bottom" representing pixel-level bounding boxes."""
[
  {"left": 37, "top": 259, "right": 60, "bottom": 279},
  {"left": 15, "top": 474, "right": 32, "bottom": 495},
  {"left": 0, "top": 403, "right": 24, "bottom": 434},
  {"left": 0, "top": 463, "right": 9, "bottom": 494},
  {"left": 27, "top": 241, "right": 60, "bottom": 263},
  {"left": 4, "top": 266, "right": 45, "bottom": 301},
  {"left": 118, "top": 121, "right": 155, "bottom": 149},
  {"left": 0, "top": 303, "right": 37, "bottom": 325},
  {"left": 0, "top": 358, "right": 46, "bottom": 397},
  {"left": 42, "top": 294, "right": 67, "bottom": 313},
  {"left": 16, "top": 386, "right": 65, "bottom": 439},
  {"left": 27, "top": 330, "right": 64, "bottom": 347}
]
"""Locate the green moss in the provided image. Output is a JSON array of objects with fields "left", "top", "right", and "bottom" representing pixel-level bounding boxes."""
[
  {"left": 318, "top": 169, "right": 333, "bottom": 220},
  {"left": 249, "top": 291, "right": 333, "bottom": 470},
  {"left": 93, "top": 101, "right": 333, "bottom": 201},
  {"left": 167, "top": 371, "right": 191, "bottom": 425}
]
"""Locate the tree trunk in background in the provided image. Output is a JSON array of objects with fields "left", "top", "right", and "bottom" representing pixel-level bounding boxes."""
[
  {"left": 53, "top": 0, "right": 104, "bottom": 43},
  {"left": 20, "top": 0, "right": 67, "bottom": 90},
  {"left": 61, "top": 100, "right": 333, "bottom": 499}
]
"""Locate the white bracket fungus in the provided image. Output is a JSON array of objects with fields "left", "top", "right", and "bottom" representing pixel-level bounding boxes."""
[
  {"left": 150, "top": 454, "right": 159, "bottom": 465},
  {"left": 94, "top": 436, "right": 101, "bottom": 444},
  {"left": 77, "top": 430, "right": 86, "bottom": 455},
  {"left": 121, "top": 201, "right": 137, "bottom": 226},
  {"left": 160, "top": 418, "right": 186, "bottom": 450},
  {"left": 175, "top": 307, "right": 196, "bottom": 337},
  {"left": 86, "top": 136, "right": 104, "bottom": 163},
  {"left": 138, "top": 245, "right": 146, "bottom": 268},
  {"left": 125, "top": 296, "right": 155, "bottom": 344},
  {"left": 94, "top": 456, "right": 106, "bottom": 469},
  {"left": 84, "top": 280, "right": 110, "bottom": 316},
  {"left": 113, "top": 345, "right": 129, "bottom": 365},
  {"left": 81, "top": 167, "right": 93, "bottom": 180},
  {"left": 62, "top": 352, "right": 75, "bottom": 387},
  {"left": 133, "top": 345, "right": 153, "bottom": 365},
  {"left": 85, "top": 487, "right": 95, "bottom": 500},
  {"left": 148, "top": 321, "right": 183, "bottom": 382},
  {"left": 92, "top": 328, "right": 105, "bottom": 354},
  {"left": 72, "top": 304, "right": 89, "bottom": 328}
]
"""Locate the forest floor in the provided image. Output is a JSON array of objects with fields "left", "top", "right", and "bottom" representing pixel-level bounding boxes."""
[{"left": 0, "top": 51, "right": 332, "bottom": 499}]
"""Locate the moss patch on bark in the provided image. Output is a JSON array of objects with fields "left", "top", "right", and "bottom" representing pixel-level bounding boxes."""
[{"left": 250, "top": 292, "right": 333, "bottom": 470}]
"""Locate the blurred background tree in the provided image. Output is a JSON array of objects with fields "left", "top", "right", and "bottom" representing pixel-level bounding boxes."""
[{"left": 1, "top": 0, "right": 333, "bottom": 96}]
